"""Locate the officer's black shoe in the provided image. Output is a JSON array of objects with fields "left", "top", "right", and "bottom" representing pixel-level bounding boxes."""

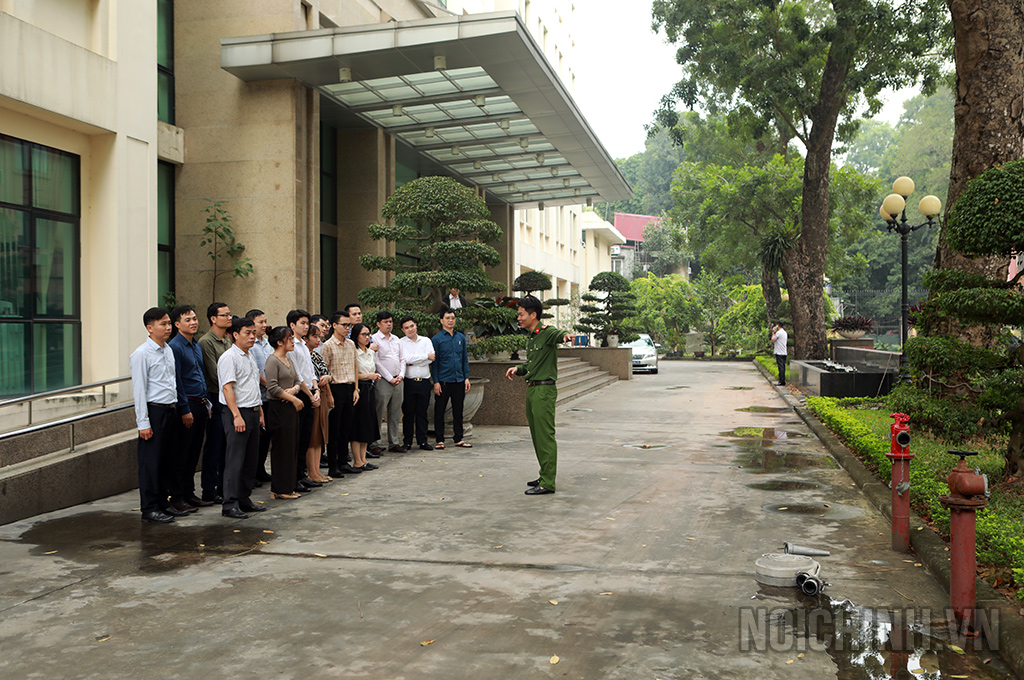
[
  {"left": 526, "top": 478, "right": 541, "bottom": 487},
  {"left": 524, "top": 486, "right": 554, "bottom": 495}
]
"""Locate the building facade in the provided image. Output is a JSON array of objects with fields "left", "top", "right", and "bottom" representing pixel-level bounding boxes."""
[{"left": 0, "top": 0, "right": 629, "bottom": 398}]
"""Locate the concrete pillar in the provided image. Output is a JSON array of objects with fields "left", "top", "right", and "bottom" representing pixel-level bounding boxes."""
[
  {"left": 336, "top": 128, "right": 393, "bottom": 305},
  {"left": 487, "top": 202, "right": 515, "bottom": 294}
]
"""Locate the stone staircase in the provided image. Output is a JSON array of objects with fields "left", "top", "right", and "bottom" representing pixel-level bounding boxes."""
[
  {"left": 554, "top": 357, "right": 618, "bottom": 406},
  {"left": 0, "top": 406, "right": 137, "bottom": 525}
]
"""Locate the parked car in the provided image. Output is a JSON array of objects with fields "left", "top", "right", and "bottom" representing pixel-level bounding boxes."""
[{"left": 623, "top": 333, "right": 659, "bottom": 374}]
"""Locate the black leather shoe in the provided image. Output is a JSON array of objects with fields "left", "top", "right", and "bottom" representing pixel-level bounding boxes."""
[
  {"left": 327, "top": 469, "right": 346, "bottom": 479},
  {"left": 295, "top": 483, "right": 313, "bottom": 493},
  {"left": 141, "top": 510, "right": 175, "bottom": 523},
  {"left": 253, "top": 479, "right": 263, "bottom": 488},
  {"left": 389, "top": 445, "right": 407, "bottom": 453},
  {"left": 338, "top": 464, "right": 363, "bottom": 474},
  {"left": 186, "top": 495, "right": 214, "bottom": 507},
  {"left": 320, "top": 455, "right": 329, "bottom": 469},
  {"left": 360, "top": 463, "right": 379, "bottom": 471},
  {"left": 202, "top": 494, "right": 224, "bottom": 505},
  {"left": 526, "top": 478, "right": 541, "bottom": 487},
  {"left": 255, "top": 471, "right": 272, "bottom": 482},
  {"left": 162, "top": 505, "right": 190, "bottom": 517},
  {"left": 239, "top": 500, "right": 267, "bottom": 513},
  {"left": 366, "top": 450, "right": 382, "bottom": 459},
  {"left": 369, "top": 445, "right": 384, "bottom": 456},
  {"left": 419, "top": 443, "right": 434, "bottom": 451},
  {"left": 524, "top": 486, "right": 555, "bottom": 495},
  {"left": 222, "top": 508, "right": 249, "bottom": 519},
  {"left": 299, "top": 477, "right": 323, "bottom": 488}
]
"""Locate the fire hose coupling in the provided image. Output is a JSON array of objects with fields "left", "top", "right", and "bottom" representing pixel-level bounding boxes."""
[
  {"left": 896, "top": 481, "right": 910, "bottom": 497},
  {"left": 888, "top": 412, "right": 913, "bottom": 459},
  {"left": 795, "top": 571, "right": 824, "bottom": 596},
  {"left": 943, "top": 450, "right": 988, "bottom": 502}
]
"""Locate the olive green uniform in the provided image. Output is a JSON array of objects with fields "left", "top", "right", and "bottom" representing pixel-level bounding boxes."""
[{"left": 516, "top": 325, "right": 565, "bottom": 490}]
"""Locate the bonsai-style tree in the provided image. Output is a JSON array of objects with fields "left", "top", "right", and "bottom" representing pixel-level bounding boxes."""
[
  {"left": 575, "top": 271, "right": 639, "bottom": 346},
  {"left": 892, "top": 159, "right": 1024, "bottom": 476},
  {"left": 512, "top": 271, "right": 569, "bottom": 321},
  {"left": 359, "top": 176, "right": 505, "bottom": 335}
]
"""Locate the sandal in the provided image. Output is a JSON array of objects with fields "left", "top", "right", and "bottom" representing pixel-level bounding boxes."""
[
  {"left": 434, "top": 441, "right": 446, "bottom": 450},
  {"left": 454, "top": 441, "right": 473, "bottom": 448}
]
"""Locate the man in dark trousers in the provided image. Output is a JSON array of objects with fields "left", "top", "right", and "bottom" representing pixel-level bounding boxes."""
[
  {"left": 129, "top": 307, "right": 187, "bottom": 523},
  {"left": 505, "top": 296, "right": 573, "bottom": 496},
  {"left": 167, "top": 305, "right": 214, "bottom": 513},
  {"left": 431, "top": 307, "right": 471, "bottom": 449},
  {"left": 771, "top": 321, "right": 788, "bottom": 386},
  {"left": 199, "top": 302, "right": 233, "bottom": 503}
]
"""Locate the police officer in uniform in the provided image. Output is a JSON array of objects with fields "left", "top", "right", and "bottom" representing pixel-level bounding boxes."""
[{"left": 505, "top": 296, "right": 573, "bottom": 495}]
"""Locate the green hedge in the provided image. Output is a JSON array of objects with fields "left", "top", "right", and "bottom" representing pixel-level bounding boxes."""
[{"left": 805, "top": 396, "right": 1023, "bottom": 599}]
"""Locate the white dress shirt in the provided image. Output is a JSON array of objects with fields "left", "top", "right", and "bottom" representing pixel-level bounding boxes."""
[
  {"left": 217, "top": 345, "right": 262, "bottom": 408},
  {"left": 371, "top": 330, "right": 406, "bottom": 382},
  {"left": 400, "top": 335, "right": 434, "bottom": 379},
  {"left": 287, "top": 337, "right": 317, "bottom": 390},
  {"left": 130, "top": 337, "right": 178, "bottom": 430},
  {"left": 447, "top": 294, "right": 463, "bottom": 310},
  {"left": 772, "top": 328, "right": 788, "bottom": 355}
]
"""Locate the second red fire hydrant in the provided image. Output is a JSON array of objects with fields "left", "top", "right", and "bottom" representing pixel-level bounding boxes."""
[
  {"left": 887, "top": 412, "right": 913, "bottom": 552},
  {"left": 939, "top": 450, "right": 989, "bottom": 630}
]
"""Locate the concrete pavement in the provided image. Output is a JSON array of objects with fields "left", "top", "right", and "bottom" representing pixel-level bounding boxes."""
[{"left": 0, "top": 362, "right": 1016, "bottom": 679}]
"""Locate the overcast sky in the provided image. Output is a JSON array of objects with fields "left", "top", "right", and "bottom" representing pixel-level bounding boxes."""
[{"left": 570, "top": 0, "right": 913, "bottom": 162}]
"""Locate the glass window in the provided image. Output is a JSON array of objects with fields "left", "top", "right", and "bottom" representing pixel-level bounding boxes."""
[
  {"left": 157, "top": 161, "right": 175, "bottom": 305},
  {"left": 157, "top": 0, "right": 174, "bottom": 124},
  {"left": 0, "top": 134, "right": 81, "bottom": 397},
  {"left": 0, "top": 138, "right": 28, "bottom": 206},
  {"left": 320, "top": 235, "right": 337, "bottom": 315}
]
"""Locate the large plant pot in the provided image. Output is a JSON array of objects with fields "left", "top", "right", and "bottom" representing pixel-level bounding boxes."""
[
  {"left": 837, "top": 330, "right": 867, "bottom": 340},
  {"left": 427, "top": 377, "right": 490, "bottom": 439},
  {"left": 607, "top": 334, "right": 619, "bottom": 348}
]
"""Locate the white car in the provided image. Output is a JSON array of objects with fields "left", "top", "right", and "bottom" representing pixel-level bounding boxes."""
[{"left": 623, "top": 333, "right": 659, "bottom": 374}]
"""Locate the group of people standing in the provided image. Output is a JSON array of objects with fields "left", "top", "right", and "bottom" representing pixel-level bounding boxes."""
[{"left": 130, "top": 301, "right": 476, "bottom": 524}]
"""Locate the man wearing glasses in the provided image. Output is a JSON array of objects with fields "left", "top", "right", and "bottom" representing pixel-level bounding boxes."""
[
  {"left": 321, "top": 309, "right": 362, "bottom": 478},
  {"left": 198, "top": 302, "right": 233, "bottom": 503}
]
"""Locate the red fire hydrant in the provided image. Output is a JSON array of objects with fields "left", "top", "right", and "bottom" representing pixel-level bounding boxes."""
[
  {"left": 939, "top": 450, "right": 989, "bottom": 630},
  {"left": 887, "top": 413, "right": 913, "bottom": 553}
]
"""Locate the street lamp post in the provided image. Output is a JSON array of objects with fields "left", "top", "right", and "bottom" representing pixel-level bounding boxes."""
[{"left": 879, "top": 176, "right": 942, "bottom": 383}]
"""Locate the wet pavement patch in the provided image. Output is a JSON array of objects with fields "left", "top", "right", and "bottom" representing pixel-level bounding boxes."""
[
  {"left": 16, "top": 511, "right": 274, "bottom": 574},
  {"left": 720, "top": 427, "right": 813, "bottom": 439},
  {"left": 666, "top": 385, "right": 691, "bottom": 390},
  {"left": 623, "top": 443, "right": 669, "bottom": 450},
  {"left": 568, "top": 407, "right": 593, "bottom": 412},
  {"left": 762, "top": 502, "right": 863, "bottom": 520},
  {"left": 735, "top": 406, "right": 791, "bottom": 414},
  {"left": 732, "top": 448, "right": 837, "bottom": 474},
  {"left": 744, "top": 593, "right": 1013, "bottom": 679},
  {"left": 745, "top": 480, "right": 823, "bottom": 492},
  {"left": 726, "top": 386, "right": 754, "bottom": 390}
]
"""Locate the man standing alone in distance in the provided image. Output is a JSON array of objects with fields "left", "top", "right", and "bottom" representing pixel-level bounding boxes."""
[
  {"left": 504, "top": 296, "right": 573, "bottom": 496},
  {"left": 771, "top": 321, "right": 788, "bottom": 386}
]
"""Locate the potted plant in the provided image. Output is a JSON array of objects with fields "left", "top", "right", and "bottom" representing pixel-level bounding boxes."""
[
  {"left": 574, "top": 271, "right": 640, "bottom": 347},
  {"left": 830, "top": 315, "right": 874, "bottom": 339}
]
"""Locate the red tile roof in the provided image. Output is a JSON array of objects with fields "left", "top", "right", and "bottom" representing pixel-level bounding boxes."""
[{"left": 613, "top": 213, "right": 662, "bottom": 243}]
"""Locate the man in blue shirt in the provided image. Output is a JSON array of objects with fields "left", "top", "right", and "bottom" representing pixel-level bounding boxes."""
[
  {"left": 167, "top": 305, "right": 214, "bottom": 513},
  {"left": 430, "top": 307, "right": 471, "bottom": 449},
  {"left": 129, "top": 307, "right": 185, "bottom": 524}
]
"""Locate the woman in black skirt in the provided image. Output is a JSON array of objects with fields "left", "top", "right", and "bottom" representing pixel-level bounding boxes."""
[
  {"left": 263, "top": 326, "right": 304, "bottom": 499},
  {"left": 350, "top": 323, "right": 380, "bottom": 471}
]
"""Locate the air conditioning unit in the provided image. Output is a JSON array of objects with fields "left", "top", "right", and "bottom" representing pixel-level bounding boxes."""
[{"left": 610, "top": 245, "right": 620, "bottom": 256}]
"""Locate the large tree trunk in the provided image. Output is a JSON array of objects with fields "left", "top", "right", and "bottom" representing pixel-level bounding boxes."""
[
  {"left": 933, "top": 0, "right": 1024, "bottom": 347},
  {"left": 786, "top": 40, "right": 852, "bottom": 360},
  {"left": 761, "top": 267, "right": 782, "bottom": 321}
]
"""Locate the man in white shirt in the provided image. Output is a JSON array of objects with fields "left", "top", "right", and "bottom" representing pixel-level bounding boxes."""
[
  {"left": 372, "top": 311, "right": 407, "bottom": 453},
  {"left": 286, "top": 309, "right": 321, "bottom": 491},
  {"left": 399, "top": 316, "right": 435, "bottom": 451},
  {"left": 771, "top": 322, "right": 789, "bottom": 386},
  {"left": 130, "top": 307, "right": 182, "bottom": 524},
  {"left": 218, "top": 316, "right": 266, "bottom": 519}
]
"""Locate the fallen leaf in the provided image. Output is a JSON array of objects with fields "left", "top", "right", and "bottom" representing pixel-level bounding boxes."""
[
  {"left": 823, "top": 504, "right": 830, "bottom": 508},
  {"left": 685, "top": 537, "right": 696, "bottom": 541},
  {"left": 911, "top": 669, "right": 925, "bottom": 675},
  {"left": 314, "top": 553, "right": 328, "bottom": 558},
  {"left": 401, "top": 536, "right": 408, "bottom": 540},
  {"left": 642, "top": 544, "right": 647, "bottom": 548},
  {"left": 550, "top": 655, "right": 560, "bottom": 665},
  {"left": 493, "top": 545, "right": 503, "bottom": 549},
  {"left": 258, "top": 541, "right": 267, "bottom": 545},
  {"left": 786, "top": 659, "right": 794, "bottom": 665},
  {"left": 256, "top": 500, "right": 264, "bottom": 504},
  {"left": 605, "top": 517, "right": 616, "bottom": 521},
  {"left": 340, "top": 493, "right": 350, "bottom": 496},
  {"left": 233, "top": 530, "right": 240, "bottom": 533},
  {"left": 797, "top": 653, "right": 805, "bottom": 658},
  {"left": 420, "top": 640, "right": 435, "bottom": 646},
  {"left": 917, "top": 526, "right": 923, "bottom": 531},
  {"left": 950, "top": 676, "right": 970, "bottom": 678},
  {"left": 914, "top": 563, "right": 922, "bottom": 567},
  {"left": 779, "top": 507, "right": 789, "bottom": 510},
  {"left": 199, "top": 544, "right": 205, "bottom": 547},
  {"left": 903, "top": 560, "right": 914, "bottom": 563},
  {"left": 599, "top": 592, "right": 613, "bottom": 595},
  {"left": 95, "top": 635, "right": 111, "bottom": 642},
  {"left": 43, "top": 550, "right": 58, "bottom": 555},
  {"left": 549, "top": 600, "right": 559, "bottom": 605},
  {"left": 948, "top": 644, "right": 966, "bottom": 655},
  {"left": 263, "top": 530, "right": 274, "bottom": 534},
  {"left": 332, "top": 526, "right": 340, "bottom": 529}
]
